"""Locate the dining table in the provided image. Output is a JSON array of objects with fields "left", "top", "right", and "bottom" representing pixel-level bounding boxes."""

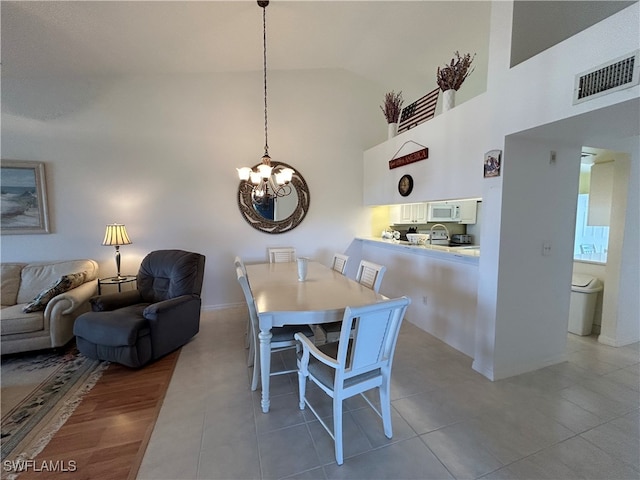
[{"left": 245, "top": 260, "right": 387, "bottom": 413}]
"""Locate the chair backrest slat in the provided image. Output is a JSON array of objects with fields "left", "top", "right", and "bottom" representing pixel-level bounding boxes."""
[
  {"left": 335, "top": 297, "right": 409, "bottom": 383},
  {"left": 268, "top": 247, "right": 296, "bottom": 263},
  {"left": 355, "top": 260, "right": 386, "bottom": 293},
  {"left": 236, "top": 266, "right": 259, "bottom": 331},
  {"left": 349, "top": 311, "right": 389, "bottom": 367},
  {"left": 331, "top": 254, "right": 349, "bottom": 275}
]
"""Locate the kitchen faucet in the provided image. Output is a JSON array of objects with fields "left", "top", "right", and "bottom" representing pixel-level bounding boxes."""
[{"left": 429, "top": 223, "right": 450, "bottom": 245}]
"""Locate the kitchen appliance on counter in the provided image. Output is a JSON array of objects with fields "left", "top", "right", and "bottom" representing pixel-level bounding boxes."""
[
  {"left": 450, "top": 234, "right": 473, "bottom": 245},
  {"left": 429, "top": 224, "right": 450, "bottom": 245}
]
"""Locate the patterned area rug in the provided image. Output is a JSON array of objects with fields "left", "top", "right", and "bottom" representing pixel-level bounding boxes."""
[{"left": 1, "top": 343, "right": 108, "bottom": 470}]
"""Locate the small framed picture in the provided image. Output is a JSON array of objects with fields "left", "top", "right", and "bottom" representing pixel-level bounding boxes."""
[
  {"left": 1, "top": 160, "right": 51, "bottom": 234},
  {"left": 484, "top": 150, "right": 502, "bottom": 178}
]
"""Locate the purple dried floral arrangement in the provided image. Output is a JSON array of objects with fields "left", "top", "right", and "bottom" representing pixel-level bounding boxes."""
[
  {"left": 436, "top": 51, "right": 476, "bottom": 91},
  {"left": 380, "top": 91, "right": 403, "bottom": 124}
]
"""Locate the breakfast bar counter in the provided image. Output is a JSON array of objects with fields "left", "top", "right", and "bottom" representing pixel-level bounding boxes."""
[
  {"left": 356, "top": 237, "right": 480, "bottom": 265},
  {"left": 352, "top": 237, "right": 479, "bottom": 357}
]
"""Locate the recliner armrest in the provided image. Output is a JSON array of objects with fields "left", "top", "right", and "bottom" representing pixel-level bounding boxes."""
[
  {"left": 142, "top": 294, "right": 198, "bottom": 320},
  {"left": 142, "top": 294, "right": 201, "bottom": 360},
  {"left": 90, "top": 290, "right": 143, "bottom": 311}
]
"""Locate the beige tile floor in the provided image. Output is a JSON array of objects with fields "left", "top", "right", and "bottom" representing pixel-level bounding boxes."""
[{"left": 137, "top": 307, "right": 639, "bottom": 480}]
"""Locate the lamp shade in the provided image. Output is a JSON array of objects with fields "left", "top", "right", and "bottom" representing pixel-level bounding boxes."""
[
  {"left": 257, "top": 163, "right": 273, "bottom": 179},
  {"left": 102, "top": 224, "right": 132, "bottom": 246},
  {"left": 279, "top": 167, "right": 294, "bottom": 183},
  {"left": 237, "top": 167, "right": 252, "bottom": 181}
]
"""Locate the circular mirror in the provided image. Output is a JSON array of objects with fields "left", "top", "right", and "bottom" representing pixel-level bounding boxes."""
[{"left": 237, "top": 161, "right": 310, "bottom": 234}]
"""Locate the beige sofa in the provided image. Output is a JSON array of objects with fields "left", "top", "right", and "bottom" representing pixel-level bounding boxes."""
[{"left": 1, "top": 259, "right": 99, "bottom": 354}]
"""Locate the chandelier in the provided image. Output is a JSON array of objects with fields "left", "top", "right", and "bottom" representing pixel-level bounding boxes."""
[{"left": 237, "top": 0, "right": 294, "bottom": 205}]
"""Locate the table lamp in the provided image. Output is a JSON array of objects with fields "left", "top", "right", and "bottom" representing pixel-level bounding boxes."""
[{"left": 102, "top": 224, "right": 132, "bottom": 279}]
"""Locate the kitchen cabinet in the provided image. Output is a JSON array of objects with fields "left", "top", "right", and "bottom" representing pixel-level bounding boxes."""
[
  {"left": 391, "top": 203, "right": 427, "bottom": 224},
  {"left": 458, "top": 200, "right": 478, "bottom": 224}
]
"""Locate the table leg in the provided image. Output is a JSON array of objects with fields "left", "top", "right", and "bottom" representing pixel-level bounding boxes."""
[{"left": 259, "top": 329, "right": 273, "bottom": 413}]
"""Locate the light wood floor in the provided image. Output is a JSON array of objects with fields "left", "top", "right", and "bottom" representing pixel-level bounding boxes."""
[{"left": 18, "top": 350, "right": 179, "bottom": 480}]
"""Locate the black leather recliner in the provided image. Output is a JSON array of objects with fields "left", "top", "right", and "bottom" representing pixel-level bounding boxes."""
[{"left": 74, "top": 249, "right": 205, "bottom": 368}]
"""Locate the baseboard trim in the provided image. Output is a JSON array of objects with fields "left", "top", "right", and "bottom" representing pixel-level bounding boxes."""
[
  {"left": 597, "top": 334, "right": 640, "bottom": 347},
  {"left": 474, "top": 352, "right": 568, "bottom": 381},
  {"left": 472, "top": 360, "right": 495, "bottom": 381},
  {"left": 202, "top": 302, "right": 245, "bottom": 311}
]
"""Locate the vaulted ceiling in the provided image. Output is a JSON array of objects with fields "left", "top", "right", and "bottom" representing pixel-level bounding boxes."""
[{"left": 1, "top": 1, "right": 492, "bottom": 99}]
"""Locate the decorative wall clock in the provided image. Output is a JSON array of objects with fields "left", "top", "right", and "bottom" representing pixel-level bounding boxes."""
[{"left": 398, "top": 174, "right": 413, "bottom": 197}]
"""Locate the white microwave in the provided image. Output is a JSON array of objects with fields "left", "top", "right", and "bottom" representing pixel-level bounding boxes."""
[{"left": 427, "top": 202, "right": 460, "bottom": 222}]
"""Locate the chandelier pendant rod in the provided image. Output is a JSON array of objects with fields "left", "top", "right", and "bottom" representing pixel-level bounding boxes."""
[
  {"left": 261, "top": 0, "right": 269, "bottom": 163},
  {"left": 237, "top": 0, "right": 295, "bottom": 205}
]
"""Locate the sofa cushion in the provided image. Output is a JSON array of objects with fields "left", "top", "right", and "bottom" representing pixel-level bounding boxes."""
[
  {"left": 1, "top": 264, "right": 24, "bottom": 307},
  {"left": 22, "top": 272, "right": 86, "bottom": 313},
  {"left": 0, "top": 304, "right": 44, "bottom": 335},
  {"left": 16, "top": 259, "right": 99, "bottom": 304}
]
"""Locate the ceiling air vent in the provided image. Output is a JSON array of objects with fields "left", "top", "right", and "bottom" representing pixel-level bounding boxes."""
[{"left": 573, "top": 50, "right": 639, "bottom": 104}]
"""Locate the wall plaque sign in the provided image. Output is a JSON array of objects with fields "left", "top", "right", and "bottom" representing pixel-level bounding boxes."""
[{"left": 389, "top": 147, "right": 428, "bottom": 169}]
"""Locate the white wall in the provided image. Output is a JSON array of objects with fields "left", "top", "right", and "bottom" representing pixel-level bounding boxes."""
[
  {"left": 473, "top": 1, "right": 639, "bottom": 379},
  {"left": 349, "top": 239, "right": 479, "bottom": 357},
  {"left": 1, "top": 69, "right": 386, "bottom": 309},
  {"left": 362, "top": 1, "right": 639, "bottom": 379},
  {"left": 489, "top": 3, "right": 639, "bottom": 138},
  {"left": 597, "top": 137, "right": 640, "bottom": 346},
  {"left": 363, "top": 93, "right": 488, "bottom": 206},
  {"left": 488, "top": 139, "right": 581, "bottom": 378}
]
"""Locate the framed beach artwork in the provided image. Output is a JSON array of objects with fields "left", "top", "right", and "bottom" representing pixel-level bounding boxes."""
[
  {"left": 484, "top": 150, "right": 502, "bottom": 178},
  {"left": 1, "top": 160, "right": 51, "bottom": 234}
]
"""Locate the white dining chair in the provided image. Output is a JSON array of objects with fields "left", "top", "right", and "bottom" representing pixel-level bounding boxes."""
[
  {"left": 295, "top": 296, "right": 411, "bottom": 465},
  {"left": 356, "top": 260, "right": 386, "bottom": 293},
  {"left": 321, "top": 259, "right": 386, "bottom": 342},
  {"left": 331, "top": 253, "right": 349, "bottom": 275},
  {"left": 235, "top": 256, "right": 252, "bottom": 356},
  {"left": 236, "top": 266, "right": 314, "bottom": 391},
  {"left": 268, "top": 247, "right": 296, "bottom": 263},
  {"left": 234, "top": 256, "right": 248, "bottom": 276}
]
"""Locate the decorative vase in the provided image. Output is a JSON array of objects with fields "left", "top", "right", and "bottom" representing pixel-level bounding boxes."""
[
  {"left": 388, "top": 122, "right": 398, "bottom": 139},
  {"left": 442, "top": 89, "right": 456, "bottom": 112}
]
